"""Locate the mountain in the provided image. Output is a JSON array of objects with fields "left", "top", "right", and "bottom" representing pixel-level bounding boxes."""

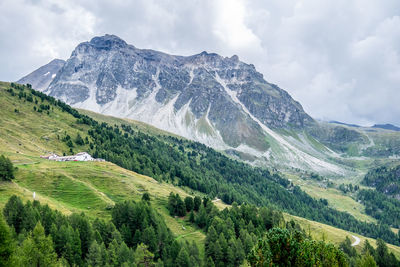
[
  {"left": 45, "top": 35, "right": 314, "bottom": 150},
  {"left": 17, "top": 59, "right": 65, "bottom": 91},
  {"left": 372, "top": 124, "right": 400, "bottom": 132},
  {"left": 22, "top": 35, "right": 357, "bottom": 175},
  {"left": 329, "top": 120, "right": 361, "bottom": 128}
]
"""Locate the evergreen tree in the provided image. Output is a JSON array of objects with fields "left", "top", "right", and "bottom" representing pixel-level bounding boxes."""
[
  {"left": 118, "top": 241, "right": 134, "bottom": 266},
  {"left": 69, "top": 213, "right": 93, "bottom": 258},
  {"left": 142, "top": 193, "right": 151, "bottom": 202},
  {"left": 176, "top": 195, "right": 186, "bottom": 217},
  {"left": 3, "top": 195, "right": 24, "bottom": 233},
  {"left": 0, "top": 215, "right": 14, "bottom": 267},
  {"left": 87, "top": 240, "right": 103, "bottom": 267},
  {"left": 107, "top": 239, "right": 119, "bottom": 266},
  {"left": 213, "top": 241, "right": 223, "bottom": 266},
  {"left": 189, "top": 210, "right": 195, "bottom": 223},
  {"left": 135, "top": 243, "right": 154, "bottom": 267},
  {"left": 206, "top": 257, "right": 215, "bottom": 267},
  {"left": 16, "top": 222, "right": 57, "bottom": 267},
  {"left": 376, "top": 238, "right": 389, "bottom": 267},
  {"left": 362, "top": 240, "right": 375, "bottom": 257},
  {"left": 340, "top": 236, "right": 357, "bottom": 258},
  {"left": 0, "top": 155, "right": 14, "bottom": 181},
  {"left": 176, "top": 247, "right": 190, "bottom": 267},
  {"left": 184, "top": 197, "right": 194, "bottom": 212},
  {"left": 193, "top": 196, "right": 202, "bottom": 212},
  {"left": 75, "top": 133, "right": 85, "bottom": 146},
  {"left": 142, "top": 226, "right": 157, "bottom": 252},
  {"left": 205, "top": 226, "right": 218, "bottom": 256},
  {"left": 357, "top": 252, "right": 377, "bottom": 267}
]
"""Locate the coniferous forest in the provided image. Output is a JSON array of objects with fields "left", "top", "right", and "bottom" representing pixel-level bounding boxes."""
[
  {"left": 5, "top": 83, "right": 400, "bottom": 246},
  {"left": 1, "top": 83, "right": 400, "bottom": 266},
  {"left": 2, "top": 194, "right": 399, "bottom": 266}
]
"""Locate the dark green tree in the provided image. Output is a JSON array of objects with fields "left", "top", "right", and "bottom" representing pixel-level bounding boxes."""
[
  {"left": 0, "top": 155, "right": 14, "bottom": 181},
  {"left": 142, "top": 192, "right": 151, "bottom": 202},
  {"left": 184, "top": 197, "right": 194, "bottom": 212},
  {"left": 340, "top": 236, "right": 357, "bottom": 258},
  {"left": 193, "top": 196, "right": 202, "bottom": 212},
  {"left": 176, "top": 247, "right": 190, "bottom": 267},
  {"left": 142, "top": 226, "right": 157, "bottom": 252},
  {"left": 86, "top": 240, "right": 103, "bottom": 267},
  {"left": 75, "top": 133, "right": 85, "bottom": 146},
  {"left": 0, "top": 215, "right": 14, "bottom": 267},
  {"left": 3, "top": 195, "right": 24, "bottom": 233},
  {"left": 15, "top": 222, "right": 57, "bottom": 266}
]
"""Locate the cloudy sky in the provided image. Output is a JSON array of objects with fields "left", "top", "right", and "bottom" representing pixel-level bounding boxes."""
[{"left": 1, "top": 0, "right": 400, "bottom": 126}]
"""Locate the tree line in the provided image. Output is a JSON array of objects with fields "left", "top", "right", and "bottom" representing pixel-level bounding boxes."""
[
  {"left": 5, "top": 83, "right": 400, "bottom": 246},
  {"left": 1, "top": 195, "right": 200, "bottom": 266}
]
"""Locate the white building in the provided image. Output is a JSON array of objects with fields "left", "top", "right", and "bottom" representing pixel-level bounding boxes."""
[{"left": 41, "top": 152, "right": 103, "bottom": 162}]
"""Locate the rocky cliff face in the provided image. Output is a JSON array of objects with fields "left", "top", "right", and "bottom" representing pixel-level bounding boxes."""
[
  {"left": 17, "top": 59, "right": 65, "bottom": 91},
  {"left": 44, "top": 35, "right": 313, "bottom": 151},
  {"left": 21, "top": 35, "right": 351, "bottom": 175}
]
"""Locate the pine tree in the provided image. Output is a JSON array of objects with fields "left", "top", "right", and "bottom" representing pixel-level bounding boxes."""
[
  {"left": 135, "top": 243, "right": 154, "bottom": 267},
  {"left": 376, "top": 238, "right": 389, "bottom": 267},
  {"left": 206, "top": 257, "right": 215, "bottom": 267},
  {"left": 189, "top": 210, "right": 195, "bottom": 223},
  {"left": 235, "top": 238, "right": 246, "bottom": 265},
  {"left": 193, "top": 196, "right": 202, "bottom": 212},
  {"left": 16, "top": 222, "right": 57, "bottom": 266},
  {"left": 357, "top": 252, "right": 377, "bottom": 267},
  {"left": 3, "top": 195, "right": 24, "bottom": 233},
  {"left": 142, "top": 226, "right": 157, "bottom": 252},
  {"left": 142, "top": 193, "right": 151, "bottom": 202},
  {"left": 205, "top": 226, "right": 218, "bottom": 256},
  {"left": 118, "top": 241, "right": 134, "bottom": 266},
  {"left": 0, "top": 215, "right": 14, "bottom": 267},
  {"left": 213, "top": 241, "right": 223, "bottom": 266},
  {"left": 75, "top": 133, "right": 84, "bottom": 146},
  {"left": 87, "top": 240, "right": 103, "bottom": 267},
  {"left": 0, "top": 155, "right": 14, "bottom": 181},
  {"left": 176, "top": 247, "right": 190, "bottom": 267},
  {"left": 107, "top": 239, "right": 119, "bottom": 266},
  {"left": 362, "top": 240, "right": 375, "bottom": 257},
  {"left": 184, "top": 197, "right": 194, "bottom": 212},
  {"left": 176, "top": 195, "right": 186, "bottom": 217},
  {"left": 339, "top": 236, "right": 357, "bottom": 258},
  {"left": 226, "top": 246, "right": 235, "bottom": 267}
]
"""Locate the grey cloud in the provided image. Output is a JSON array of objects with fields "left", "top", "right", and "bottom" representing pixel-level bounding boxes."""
[{"left": 1, "top": 0, "right": 400, "bottom": 126}]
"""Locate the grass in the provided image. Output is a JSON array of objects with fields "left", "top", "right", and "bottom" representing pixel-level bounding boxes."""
[
  {"left": 284, "top": 172, "right": 377, "bottom": 223},
  {"left": 1, "top": 82, "right": 399, "bottom": 258},
  {"left": 284, "top": 213, "right": 400, "bottom": 259}
]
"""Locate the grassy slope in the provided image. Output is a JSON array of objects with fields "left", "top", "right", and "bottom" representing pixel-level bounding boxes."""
[
  {"left": 0, "top": 82, "right": 204, "bottom": 250},
  {"left": 284, "top": 172, "right": 377, "bottom": 224},
  {"left": 284, "top": 213, "right": 400, "bottom": 258},
  {"left": 0, "top": 81, "right": 398, "bottom": 258}
]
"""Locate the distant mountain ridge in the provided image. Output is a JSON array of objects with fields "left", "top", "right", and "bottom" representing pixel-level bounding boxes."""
[{"left": 372, "top": 124, "right": 400, "bottom": 132}]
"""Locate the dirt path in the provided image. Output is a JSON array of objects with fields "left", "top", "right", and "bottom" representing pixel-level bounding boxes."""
[
  {"left": 351, "top": 235, "right": 360, "bottom": 246},
  {"left": 175, "top": 231, "right": 200, "bottom": 241}
]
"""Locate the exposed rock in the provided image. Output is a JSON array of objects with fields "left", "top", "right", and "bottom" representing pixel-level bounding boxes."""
[{"left": 17, "top": 59, "right": 65, "bottom": 91}]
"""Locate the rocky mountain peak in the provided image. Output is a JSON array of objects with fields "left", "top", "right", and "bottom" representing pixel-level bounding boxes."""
[
  {"left": 89, "top": 34, "right": 128, "bottom": 50},
  {"left": 19, "top": 35, "right": 328, "bottom": 172}
]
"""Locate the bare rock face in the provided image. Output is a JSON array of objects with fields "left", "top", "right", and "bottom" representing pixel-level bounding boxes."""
[
  {"left": 21, "top": 34, "right": 315, "bottom": 153},
  {"left": 17, "top": 59, "right": 65, "bottom": 91}
]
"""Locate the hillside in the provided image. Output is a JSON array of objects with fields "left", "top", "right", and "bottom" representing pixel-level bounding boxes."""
[{"left": 1, "top": 81, "right": 400, "bottom": 264}]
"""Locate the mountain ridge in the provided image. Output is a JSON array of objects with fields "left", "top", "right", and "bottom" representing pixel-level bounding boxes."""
[{"left": 21, "top": 35, "right": 351, "bottom": 174}]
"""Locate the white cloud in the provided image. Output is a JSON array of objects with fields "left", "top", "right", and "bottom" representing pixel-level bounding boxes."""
[{"left": 1, "top": 0, "right": 400, "bottom": 126}]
